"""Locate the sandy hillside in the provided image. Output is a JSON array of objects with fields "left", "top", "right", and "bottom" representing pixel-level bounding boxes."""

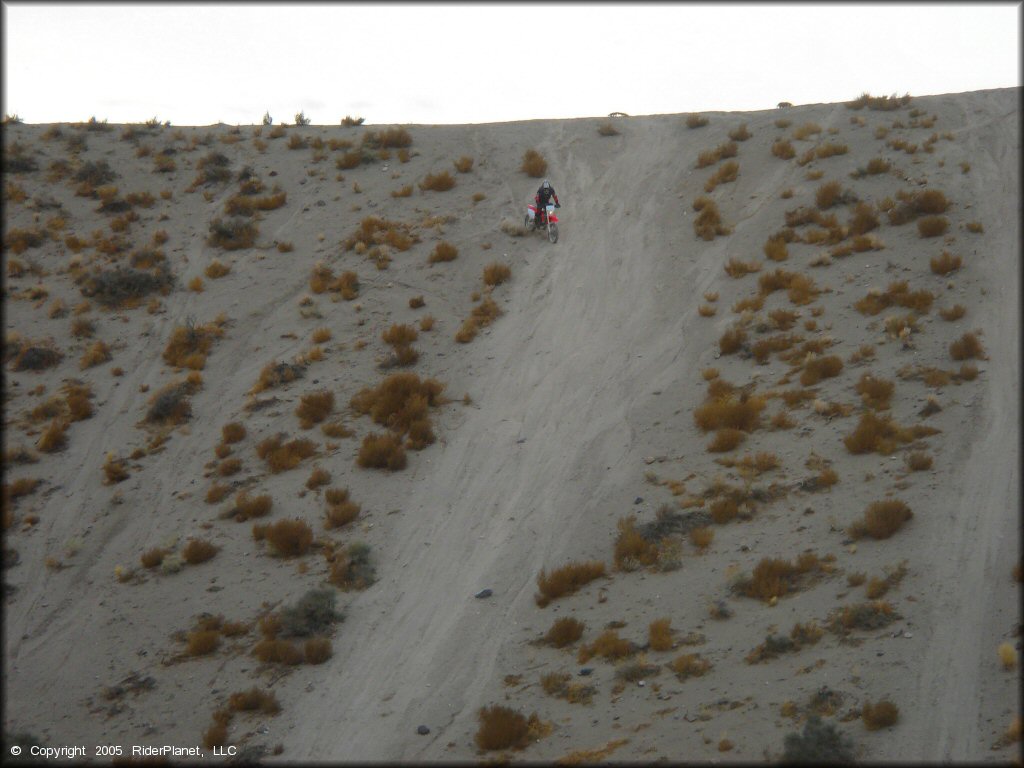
[{"left": 2, "top": 87, "right": 1020, "bottom": 764}]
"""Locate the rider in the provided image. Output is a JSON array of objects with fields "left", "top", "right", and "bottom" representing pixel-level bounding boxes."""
[{"left": 534, "top": 180, "right": 560, "bottom": 225}]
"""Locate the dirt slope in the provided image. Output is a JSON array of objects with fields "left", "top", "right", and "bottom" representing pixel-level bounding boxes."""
[{"left": 3, "top": 88, "right": 1019, "bottom": 763}]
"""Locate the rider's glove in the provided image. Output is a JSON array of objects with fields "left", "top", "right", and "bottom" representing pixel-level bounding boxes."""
[{"left": 555, "top": 203, "right": 561, "bottom": 208}]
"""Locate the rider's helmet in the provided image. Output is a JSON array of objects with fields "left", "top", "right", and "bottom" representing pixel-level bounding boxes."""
[{"left": 542, "top": 180, "right": 550, "bottom": 189}]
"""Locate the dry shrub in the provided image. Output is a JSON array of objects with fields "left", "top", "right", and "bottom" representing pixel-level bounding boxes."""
[
  {"left": 853, "top": 281, "right": 934, "bottom": 316},
  {"left": 304, "top": 467, "right": 331, "bottom": 490},
  {"left": 357, "top": 432, "right": 407, "bottom": 470},
  {"left": 862, "top": 700, "right": 899, "bottom": 730},
  {"left": 685, "top": 114, "right": 709, "bottom": 128},
  {"left": 718, "top": 326, "right": 747, "bottom": 355},
  {"left": 206, "top": 483, "right": 231, "bottom": 504},
  {"left": 692, "top": 196, "right": 730, "bottom": 240},
  {"left": 997, "top": 641, "right": 1018, "bottom": 670},
  {"left": 799, "top": 355, "right": 843, "bottom": 386},
  {"left": 905, "top": 452, "right": 932, "bottom": 471},
  {"left": 937, "top": 303, "right": 962, "bottom": 321},
  {"left": 350, "top": 372, "right": 444, "bottom": 434},
  {"left": 855, "top": 373, "right": 894, "bottom": 409},
  {"left": 738, "top": 555, "right": 823, "bottom": 602},
  {"left": 850, "top": 500, "right": 912, "bottom": 540},
  {"left": 252, "top": 638, "right": 303, "bottom": 666},
  {"left": 419, "top": 170, "right": 456, "bottom": 192},
  {"left": 843, "top": 411, "right": 932, "bottom": 455},
  {"left": 252, "top": 360, "right": 306, "bottom": 394},
  {"left": 162, "top": 321, "right": 223, "bottom": 370},
  {"left": 704, "top": 160, "right": 739, "bottom": 193},
  {"left": 613, "top": 515, "right": 659, "bottom": 571},
  {"left": 689, "top": 526, "right": 714, "bottom": 551},
  {"left": 769, "top": 309, "right": 799, "bottom": 330},
  {"left": 728, "top": 123, "right": 752, "bottom": 141},
  {"left": 186, "top": 630, "right": 221, "bottom": 656},
  {"left": 949, "top": 331, "right": 986, "bottom": 360},
  {"left": 708, "top": 497, "right": 738, "bottom": 524},
  {"left": 453, "top": 155, "right": 474, "bottom": 173},
  {"left": 231, "top": 492, "right": 272, "bottom": 522},
  {"left": 427, "top": 241, "right": 459, "bottom": 264},
  {"left": 183, "top": 538, "right": 218, "bottom": 564},
  {"left": 848, "top": 202, "right": 879, "bottom": 236},
  {"left": 228, "top": 688, "right": 280, "bottom": 714},
  {"left": 325, "top": 498, "right": 361, "bottom": 529},
  {"left": 694, "top": 390, "right": 765, "bottom": 433},
  {"left": 256, "top": 435, "right": 317, "bottom": 473},
  {"left": 930, "top": 251, "right": 962, "bottom": 275},
  {"left": 79, "top": 341, "right": 112, "bottom": 370},
  {"left": 535, "top": 560, "right": 606, "bottom": 607},
  {"left": 724, "top": 258, "right": 760, "bottom": 278},
  {"left": 37, "top": 419, "right": 69, "bottom": 453},
  {"left": 544, "top": 617, "right": 585, "bottom": 648},
  {"left": 649, "top": 618, "right": 673, "bottom": 652},
  {"left": 764, "top": 237, "right": 788, "bottom": 262},
  {"left": 917, "top": 215, "right": 948, "bottom": 238},
  {"left": 708, "top": 428, "right": 745, "bottom": 452},
  {"left": 261, "top": 519, "right": 313, "bottom": 557},
  {"left": 772, "top": 139, "right": 796, "bottom": 159},
  {"left": 296, "top": 390, "right": 334, "bottom": 429},
  {"left": 304, "top": 637, "right": 333, "bottom": 664},
  {"left": 483, "top": 262, "right": 512, "bottom": 286},
  {"left": 520, "top": 149, "right": 547, "bottom": 177},
  {"left": 698, "top": 304, "right": 716, "bottom": 317},
  {"left": 140, "top": 548, "right": 165, "bottom": 569},
  {"left": 475, "top": 705, "right": 536, "bottom": 751},
  {"left": 667, "top": 653, "right": 712, "bottom": 680},
  {"left": 578, "top": 630, "right": 634, "bottom": 663},
  {"left": 792, "top": 122, "right": 822, "bottom": 140},
  {"left": 815, "top": 181, "right": 844, "bottom": 210}
]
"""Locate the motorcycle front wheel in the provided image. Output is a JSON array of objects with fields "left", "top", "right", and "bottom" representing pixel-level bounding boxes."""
[{"left": 548, "top": 223, "right": 559, "bottom": 244}]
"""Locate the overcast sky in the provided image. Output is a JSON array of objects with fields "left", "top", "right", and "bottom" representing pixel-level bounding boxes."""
[{"left": 2, "top": 2, "right": 1020, "bottom": 126}]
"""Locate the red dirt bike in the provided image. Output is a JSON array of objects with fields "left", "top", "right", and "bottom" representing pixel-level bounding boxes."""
[{"left": 525, "top": 203, "right": 560, "bottom": 243}]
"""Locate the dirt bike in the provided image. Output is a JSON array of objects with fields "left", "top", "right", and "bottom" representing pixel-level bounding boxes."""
[{"left": 525, "top": 203, "right": 559, "bottom": 243}]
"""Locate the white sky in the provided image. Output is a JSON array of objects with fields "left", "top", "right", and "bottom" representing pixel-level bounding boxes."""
[{"left": 2, "top": 2, "right": 1020, "bottom": 126}]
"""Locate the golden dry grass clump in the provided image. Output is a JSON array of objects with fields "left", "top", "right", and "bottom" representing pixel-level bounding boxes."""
[
  {"left": 343, "top": 216, "right": 418, "bottom": 253},
  {"left": 230, "top": 491, "right": 272, "bottom": 522},
  {"left": 843, "top": 410, "right": 938, "bottom": 454},
  {"left": 724, "top": 258, "right": 761, "bottom": 278},
  {"left": 692, "top": 196, "right": 731, "bottom": 240},
  {"left": 520, "top": 149, "right": 547, "bottom": 177},
  {"left": 309, "top": 262, "right": 360, "bottom": 298},
  {"left": 708, "top": 428, "right": 746, "bottom": 452},
  {"left": 228, "top": 687, "right": 280, "bottom": 715},
  {"left": 613, "top": 515, "right": 659, "bottom": 571},
  {"left": 453, "top": 155, "right": 474, "bottom": 173},
  {"left": 718, "top": 326, "right": 747, "bottom": 355},
  {"left": 667, "top": 653, "right": 712, "bottom": 680},
  {"left": 535, "top": 560, "right": 606, "bottom": 607},
  {"left": 997, "top": 642, "right": 1018, "bottom": 670},
  {"left": 79, "top": 340, "right": 112, "bottom": 369},
  {"left": 815, "top": 180, "right": 848, "bottom": 209},
  {"left": 853, "top": 281, "right": 933, "bottom": 316},
  {"left": 296, "top": 390, "right": 334, "bottom": 429},
  {"left": 799, "top": 355, "right": 843, "bottom": 386},
  {"left": 704, "top": 160, "right": 739, "bottom": 193},
  {"left": 694, "top": 386, "right": 766, "bottom": 434},
  {"left": 324, "top": 487, "right": 361, "bottom": 529},
  {"left": 577, "top": 630, "right": 634, "bottom": 663},
  {"left": 483, "top": 262, "right": 512, "bottom": 286},
  {"left": 182, "top": 538, "right": 219, "bottom": 564},
  {"left": 256, "top": 434, "right": 317, "bottom": 473},
  {"left": 849, "top": 500, "right": 912, "bottom": 540},
  {"left": 356, "top": 432, "right": 407, "bottom": 470},
  {"left": 162, "top": 319, "right": 225, "bottom": 370},
  {"left": 257, "top": 518, "right": 313, "bottom": 557},
  {"left": 475, "top": 706, "right": 548, "bottom": 751},
  {"left": 737, "top": 553, "right": 829, "bottom": 602},
  {"left": 251, "top": 359, "right": 307, "bottom": 394},
  {"left": 428, "top": 241, "right": 458, "bottom": 264},
  {"left": 685, "top": 114, "right": 709, "bottom": 128},
  {"left": 917, "top": 215, "right": 949, "bottom": 238},
  {"left": 222, "top": 422, "right": 246, "bottom": 443},
  {"left": 648, "top": 618, "right": 674, "bottom": 652},
  {"left": 543, "top": 617, "right": 586, "bottom": 648},
  {"left": 455, "top": 296, "right": 503, "bottom": 343},
  {"left": 419, "top": 171, "right": 456, "bottom": 192},
  {"left": 930, "top": 251, "right": 962, "bottom": 275},
  {"left": 949, "top": 331, "right": 986, "bottom": 361},
  {"left": 855, "top": 373, "right": 894, "bottom": 409},
  {"left": 350, "top": 372, "right": 444, "bottom": 437},
  {"left": 862, "top": 699, "right": 899, "bottom": 730}
]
